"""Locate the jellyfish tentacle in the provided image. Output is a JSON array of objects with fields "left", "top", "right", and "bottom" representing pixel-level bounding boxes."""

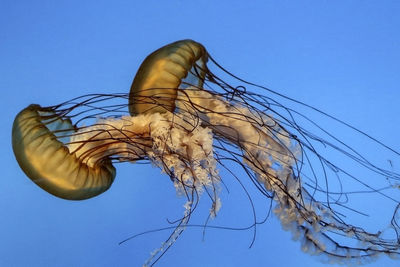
[{"left": 176, "top": 87, "right": 400, "bottom": 263}]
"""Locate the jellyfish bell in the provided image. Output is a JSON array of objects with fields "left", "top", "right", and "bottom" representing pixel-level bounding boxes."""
[
  {"left": 129, "top": 39, "right": 208, "bottom": 115},
  {"left": 12, "top": 104, "right": 116, "bottom": 200},
  {"left": 11, "top": 39, "right": 400, "bottom": 265}
]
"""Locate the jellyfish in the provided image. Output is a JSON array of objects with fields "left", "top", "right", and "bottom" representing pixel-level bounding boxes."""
[{"left": 12, "top": 40, "right": 400, "bottom": 266}]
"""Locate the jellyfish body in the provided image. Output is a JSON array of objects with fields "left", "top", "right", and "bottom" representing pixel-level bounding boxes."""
[
  {"left": 129, "top": 39, "right": 207, "bottom": 115},
  {"left": 12, "top": 104, "right": 116, "bottom": 200},
  {"left": 12, "top": 40, "right": 400, "bottom": 265}
]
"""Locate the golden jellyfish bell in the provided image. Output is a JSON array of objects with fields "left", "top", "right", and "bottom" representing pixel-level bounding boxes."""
[
  {"left": 129, "top": 39, "right": 208, "bottom": 115},
  {"left": 12, "top": 105, "right": 116, "bottom": 200}
]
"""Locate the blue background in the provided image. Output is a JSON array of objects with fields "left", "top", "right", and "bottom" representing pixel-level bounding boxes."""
[{"left": 1, "top": 1, "right": 400, "bottom": 266}]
